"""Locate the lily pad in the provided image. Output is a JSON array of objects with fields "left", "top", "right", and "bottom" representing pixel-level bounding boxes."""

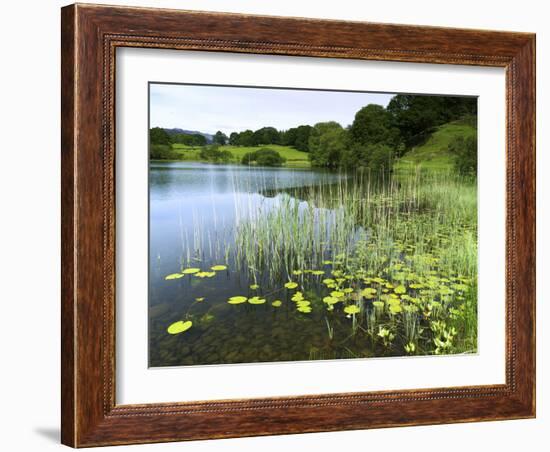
[
  {"left": 395, "top": 285, "right": 407, "bottom": 294},
  {"left": 182, "top": 268, "right": 200, "bottom": 275},
  {"left": 210, "top": 265, "right": 227, "bottom": 271},
  {"left": 250, "top": 284, "right": 260, "bottom": 290},
  {"left": 297, "top": 305, "right": 312, "bottom": 313},
  {"left": 284, "top": 282, "right": 298, "bottom": 289},
  {"left": 372, "top": 301, "right": 385, "bottom": 309},
  {"left": 195, "top": 297, "right": 205, "bottom": 302},
  {"left": 323, "top": 296, "right": 340, "bottom": 305},
  {"left": 165, "top": 273, "right": 184, "bottom": 280},
  {"left": 248, "top": 296, "right": 266, "bottom": 305},
  {"left": 167, "top": 320, "right": 193, "bottom": 335},
  {"left": 272, "top": 300, "right": 282, "bottom": 307},
  {"left": 330, "top": 290, "right": 345, "bottom": 298},
  {"left": 311, "top": 270, "right": 325, "bottom": 276},
  {"left": 228, "top": 296, "right": 247, "bottom": 304},
  {"left": 344, "top": 305, "right": 360, "bottom": 315}
]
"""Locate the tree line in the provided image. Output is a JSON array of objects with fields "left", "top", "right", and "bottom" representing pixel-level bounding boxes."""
[{"left": 150, "top": 94, "right": 476, "bottom": 172}]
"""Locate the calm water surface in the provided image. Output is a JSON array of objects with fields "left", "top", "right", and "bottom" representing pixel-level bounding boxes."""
[{"left": 149, "top": 161, "right": 356, "bottom": 366}]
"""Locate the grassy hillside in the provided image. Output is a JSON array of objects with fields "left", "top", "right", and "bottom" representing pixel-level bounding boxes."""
[
  {"left": 171, "top": 144, "right": 310, "bottom": 167},
  {"left": 394, "top": 121, "right": 477, "bottom": 172}
]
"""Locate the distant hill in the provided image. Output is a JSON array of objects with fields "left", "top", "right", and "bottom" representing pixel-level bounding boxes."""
[
  {"left": 394, "top": 120, "right": 477, "bottom": 172},
  {"left": 163, "top": 128, "right": 214, "bottom": 143}
]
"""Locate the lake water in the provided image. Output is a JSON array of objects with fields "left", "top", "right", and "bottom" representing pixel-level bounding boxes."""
[
  {"left": 149, "top": 161, "right": 478, "bottom": 366},
  {"left": 148, "top": 161, "right": 362, "bottom": 366}
]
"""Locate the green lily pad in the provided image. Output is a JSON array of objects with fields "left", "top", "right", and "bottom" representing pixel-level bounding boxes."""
[
  {"left": 272, "top": 300, "right": 282, "bottom": 307},
  {"left": 297, "top": 305, "right": 312, "bottom": 313},
  {"left": 389, "top": 304, "right": 403, "bottom": 314},
  {"left": 322, "top": 278, "right": 335, "bottom": 285},
  {"left": 195, "top": 271, "right": 216, "bottom": 278},
  {"left": 292, "top": 270, "right": 303, "bottom": 275},
  {"left": 344, "top": 305, "right": 360, "bottom": 315},
  {"left": 330, "top": 290, "right": 345, "bottom": 298},
  {"left": 394, "top": 285, "right": 407, "bottom": 294},
  {"left": 195, "top": 297, "right": 205, "bottom": 302},
  {"left": 210, "top": 265, "right": 227, "bottom": 271},
  {"left": 372, "top": 301, "right": 385, "bottom": 309},
  {"left": 165, "top": 273, "right": 184, "bottom": 280},
  {"left": 250, "top": 284, "right": 260, "bottom": 290},
  {"left": 322, "top": 296, "right": 339, "bottom": 305},
  {"left": 284, "top": 282, "right": 298, "bottom": 289},
  {"left": 228, "top": 296, "right": 247, "bottom": 304},
  {"left": 182, "top": 268, "right": 200, "bottom": 275},
  {"left": 248, "top": 296, "right": 266, "bottom": 305},
  {"left": 167, "top": 320, "right": 192, "bottom": 335},
  {"left": 311, "top": 270, "right": 325, "bottom": 275}
]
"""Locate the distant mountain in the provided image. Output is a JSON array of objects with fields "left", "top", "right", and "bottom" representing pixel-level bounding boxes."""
[{"left": 163, "top": 128, "right": 214, "bottom": 143}]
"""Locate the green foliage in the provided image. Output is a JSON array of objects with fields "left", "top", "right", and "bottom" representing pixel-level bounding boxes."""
[
  {"left": 448, "top": 135, "right": 477, "bottom": 175},
  {"left": 283, "top": 125, "right": 312, "bottom": 151},
  {"left": 213, "top": 131, "right": 228, "bottom": 145},
  {"left": 149, "top": 127, "right": 172, "bottom": 145},
  {"left": 342, "top": 143, "right": 394, "bottom": 171},
  {"left": 150, "top": 144, "right": 178, "bottom": 160},
  {"left": 395, "top": 122, "right": 477, "bottom": 173},
  {"left": 171, "top": 133, "right": 207, "bottom": 146},
  {"left": 199, "top": 145, "right": 232, "bottom": 163},
  {"left": 308, "top": 122, "right": 347, "bottom": 168},
  {"left": 252, "top": 127, "right": 281, "bottom": 145},
  {"left": 349, "top": 104, "right": 401, "bottom": 150},
  {"left": 241, "top": 148, "right": 286, "bottom": 167},
  {"left": 387, "top": 95, "right": 477, "bottom": 149}
]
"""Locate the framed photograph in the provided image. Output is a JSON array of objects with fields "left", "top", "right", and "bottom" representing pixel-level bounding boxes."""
[{"left": 61, "top": 4, "right": 535, "bottom": 447}]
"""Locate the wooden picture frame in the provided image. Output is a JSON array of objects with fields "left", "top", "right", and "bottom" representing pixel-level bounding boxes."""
[{"left": 61, "top": 3, "right": 535, "bottom": 447}]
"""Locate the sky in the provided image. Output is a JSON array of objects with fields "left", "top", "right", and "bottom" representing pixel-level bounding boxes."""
[{"left": 150, "top": 83, "right": 395, "bottom": 135}]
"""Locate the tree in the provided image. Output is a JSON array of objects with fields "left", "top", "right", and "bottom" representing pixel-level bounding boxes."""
[
  {"left": 448, "top": 135, "right": 477, "bottom": 175},
  {"left": 229, "top": 132, "right": 240, "bottom": 145},
  {"left": 172, "top": 133, "right": 207, "bottom": 147},
  {"left": 241, "top": 148, "right": 286, "bottom": 167},
  {"left": 387, "top": 94, "right": 477, "bottom": 148},
  {"left": 283, "top": 125, "right": 312, "bottom": 151},
  {"left": 213, "top": 131, "right": 228, "bottom": 145},
  {"left": 349, "top": 104, "right": 401, "bottom": 149},
  {"left": 308, "top": 122, "right": 347, "bottom": 168},
  {"left": 237, "top": 129, "right": 255, "bottom": 147},
  {"left": 252, "top": 127, "right": 281, "bottom": 145},
  {"left": 149, "top": 127, "right": 171, "bottom": 145}
]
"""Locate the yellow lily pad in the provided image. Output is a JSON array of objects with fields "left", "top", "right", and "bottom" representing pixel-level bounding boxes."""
[
  {"left": 284, "top": 282, "right": 298, "bottom": 289},
  {"left": 248, "top": 296, "right": 266, "bottom": 305},
  {"left": 167, "top": 320, "right": 193, "bottom": 335},
  {"left": 165, "top": 273, "right": 184, "bottom": 280},
  {"left": 344, "top": 305, "right": 360, "bottom": 315},
  {"left": 182, "top": 268, "right": 200, "bottom": 275},
  {"left": 210, "top": 265, "right": 227, "bottom": 271},
  {"left": 272, "top": 300, "right": 282, "bottom": 307},
  {"left": 323, "top": 296, "right": 340, "bottom": 305},
  {"left": 228, "top": 296, "right": 247, "bottom": 304}
]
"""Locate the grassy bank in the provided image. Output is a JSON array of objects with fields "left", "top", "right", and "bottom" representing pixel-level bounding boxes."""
[
  {"left": 171, "top": 143, "right": 311, "bottom": 167},
  {"left": 394, "top": 121, "right": 477, "bottom": 173}
]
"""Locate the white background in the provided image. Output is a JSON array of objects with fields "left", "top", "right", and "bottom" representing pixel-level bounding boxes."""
[
  {"left": 0, "top": 0, "right": 546, "bottom": 451},
  {"left": 117, "top": 49, "right": 505, "bottom": 404}
]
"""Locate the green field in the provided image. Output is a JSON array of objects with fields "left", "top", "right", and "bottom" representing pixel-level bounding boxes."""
[
  {"left": 171, "top": 144, "right": 311, "bottom": 167},
  {"left": 394, "top": 121, "right": 476, "bottom": 173}
]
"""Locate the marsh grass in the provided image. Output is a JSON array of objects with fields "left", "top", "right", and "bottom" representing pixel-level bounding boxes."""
[{"left": 168, "top": 167, "right": 477, "bottom": 357}]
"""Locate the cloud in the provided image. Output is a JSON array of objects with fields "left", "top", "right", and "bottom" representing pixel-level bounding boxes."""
[{"left": 150, "top": 83, "right": 395, "bottom": 135}]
